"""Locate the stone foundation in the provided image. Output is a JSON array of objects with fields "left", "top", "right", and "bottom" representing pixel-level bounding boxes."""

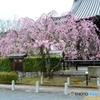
[
  {"left": 88, "top": 66, "right": 100, "bottom": 78},
  {"left": 18, "top": 72, "right": 43, "bottom": 78}
]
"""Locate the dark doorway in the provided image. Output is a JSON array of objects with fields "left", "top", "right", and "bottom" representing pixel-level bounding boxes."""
[{"left": 7, "top": 54, "right": 27, "bottom": 72}]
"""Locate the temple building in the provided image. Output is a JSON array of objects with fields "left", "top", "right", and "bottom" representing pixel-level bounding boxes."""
[
  {"left": 70, "top": 0, "right": 100, "bottom": 19},
  {"left": 52, "top": 0, "right": 100, "bottom": 30},
  {"left": 70, "top": 0, "right": 100, "bottom": 31}
]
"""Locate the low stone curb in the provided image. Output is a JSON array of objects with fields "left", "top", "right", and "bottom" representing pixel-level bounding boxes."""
[{"left": 17, "top": 83, "right": 98, "bottom": 89}]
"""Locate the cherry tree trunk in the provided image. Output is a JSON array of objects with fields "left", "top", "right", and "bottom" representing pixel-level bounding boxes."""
[{"left": 40, "top": 46, "right": 46, "bottom": 76}]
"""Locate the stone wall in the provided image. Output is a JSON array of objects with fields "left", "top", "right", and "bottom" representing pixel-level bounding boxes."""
[
  {"left": 88, "top": 66, "right": 100, "bottom": 78},
  {"left": 25, "top": 72, "right": 42, "bottom": 78},
  {"left": 18, "top": 72, "right": 43, "bottom": 78}
]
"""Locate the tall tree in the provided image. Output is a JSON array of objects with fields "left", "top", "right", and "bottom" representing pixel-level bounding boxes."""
[
  {"left": 53, "top": 13, "right": 100, "bottom": 60},
  {"left": 0, "top": 17, "right": 35, "bottom": 57},
  {"left": 24, "top": 13, "right": 55, "bottom": 77},
  {"left": 0, "top": 12, "right": 99, "bottom": 78}
]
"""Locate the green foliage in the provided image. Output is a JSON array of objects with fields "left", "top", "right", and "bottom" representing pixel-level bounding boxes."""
[
  {"left": 24, "top": 57, "right": 43, "bottom": 72},
  {"left": 24, "top": 56, "right": 62, "bottom": 72},
  {"left": 49, "top": 57, "right": 62, "bottom": 71},
  {"left": 0, "top": 72, "right": 18, "bottom": 83},
  {"left": 0, "top": 57, "right": 11, "bottom": 72},
  {"left": 0, "top": 57, "right": 62, "bottom": 72}
]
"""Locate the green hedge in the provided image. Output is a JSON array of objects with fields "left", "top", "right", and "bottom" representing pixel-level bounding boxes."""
[
  {"left": 0, "top": 72, "right": 18, "bottom": 83},
  {"left": 50, "top": 57, "right": 62, "bottom": 71},
  {"left": 24, "top": 57, "right": 43, "bottom": 72},
  {"left": 0, "top": 57, "right": 11, "bottom": 72},
  {"left": 24, "top": 56, "right": 62, "bottom": 72},
  {"left": 0, "top": 56, "right": 62, "bottom": 72}
]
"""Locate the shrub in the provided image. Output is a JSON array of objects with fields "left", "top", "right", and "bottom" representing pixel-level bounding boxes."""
[
  {"left": 24, "top": 57, "right": 43, "bottom": 72},
  {"left": 50, "top": 57, "right": 62, "bottom": 71},
  {"left": 0, "top": 57, "right": 11, "bottom": 72},
  {"left": 24, "top": 56, "right": 62, "bottom": 72},
  {"left": 0, "top": 72, "right": 18, "bottom": 83},
  {"left": 0, "top": 56, "right": 62, "bottom": 72}
]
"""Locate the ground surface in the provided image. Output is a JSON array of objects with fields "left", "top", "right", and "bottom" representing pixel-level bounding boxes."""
[
  {"left": 0, "top": 89, "right": 83, "bottom": 100},
  {"left": 0, "top": 84, "right": 100, "bottom": 100},
  {"left": 20, "top": 76, "right": 97, "bottom": 87}
]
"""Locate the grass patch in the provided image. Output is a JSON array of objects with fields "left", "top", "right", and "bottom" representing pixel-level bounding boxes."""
[
  {"left": 19, "top": 77, "right": 95, "bottom": 87},
  {"left": 70, "top": 78, "right": 85, "bottom": 82},
  {"left": 19, "top": 77, "right": 97, "bottom": 87},
  {"left": 83, "top": 96, "right": 100, "bottom": 100},
  {"left": 70, "top": 83, "right": 97, "bottom": 87},
  {"left": 20, "top": 77, "right": 67, "bottom": 85},
  {"left": 20, "top": 77, "right": 40, "bottom": 84},
  {"left": 70, "top": 78, "right": 97, "bottom": 87}
]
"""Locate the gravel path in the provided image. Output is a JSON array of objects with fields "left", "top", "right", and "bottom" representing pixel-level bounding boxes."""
[
  {"left": 0, "top": 84, "right": 99, "bottom": 100},
  {"left": 0, "top": 89, "right": 84, "bottom": 100}
]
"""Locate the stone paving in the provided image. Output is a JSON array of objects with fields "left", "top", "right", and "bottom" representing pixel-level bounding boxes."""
[
  {"left": 0, "top": 84, "right": 99, "bottom": 93},
  {"left": 0, "top": 84, "right": 100, "bottom": 100},
  {"left": 0, "top": 89, "right": 83, "bottom": 100}
]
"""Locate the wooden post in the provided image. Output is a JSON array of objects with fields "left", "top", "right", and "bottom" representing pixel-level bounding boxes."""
[
  {"left": 75, "top": 63, "right": 78, "bottom": 70},
  {"left": 36, "top": 81, "right": 39, "bottom": 93},
  {"left": 12, "top": 80, "right": 15, "bottom": 91},
  {"left": 63, "top": 60, "right": 65, "bottom": 70},
  {"left": 67, "top": 77, "right": 70, "bottom": 85},
  {"left": 97, "top": 78, "right": 100, "bottom": 86},
  {"left": 99, "top": 84, "right": 100, "bottom": 94},
  {"left": 64, "top": 83, "right": 68, "bottom": 95},
  {"left": 18, "top": 75, "right": 22, "bottom": 82}
]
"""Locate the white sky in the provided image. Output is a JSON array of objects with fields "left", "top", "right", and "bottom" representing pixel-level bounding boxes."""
[{"left": 0, "top": 0, "right": 74, "bottom": 20}]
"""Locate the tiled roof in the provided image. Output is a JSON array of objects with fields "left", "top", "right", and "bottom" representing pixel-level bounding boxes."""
[
  {"left": 7, "top": 54, "right": 27, "bottom": 57},
  {"left": 70, "top": 0, "right": 100, "bottom": 19}
]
